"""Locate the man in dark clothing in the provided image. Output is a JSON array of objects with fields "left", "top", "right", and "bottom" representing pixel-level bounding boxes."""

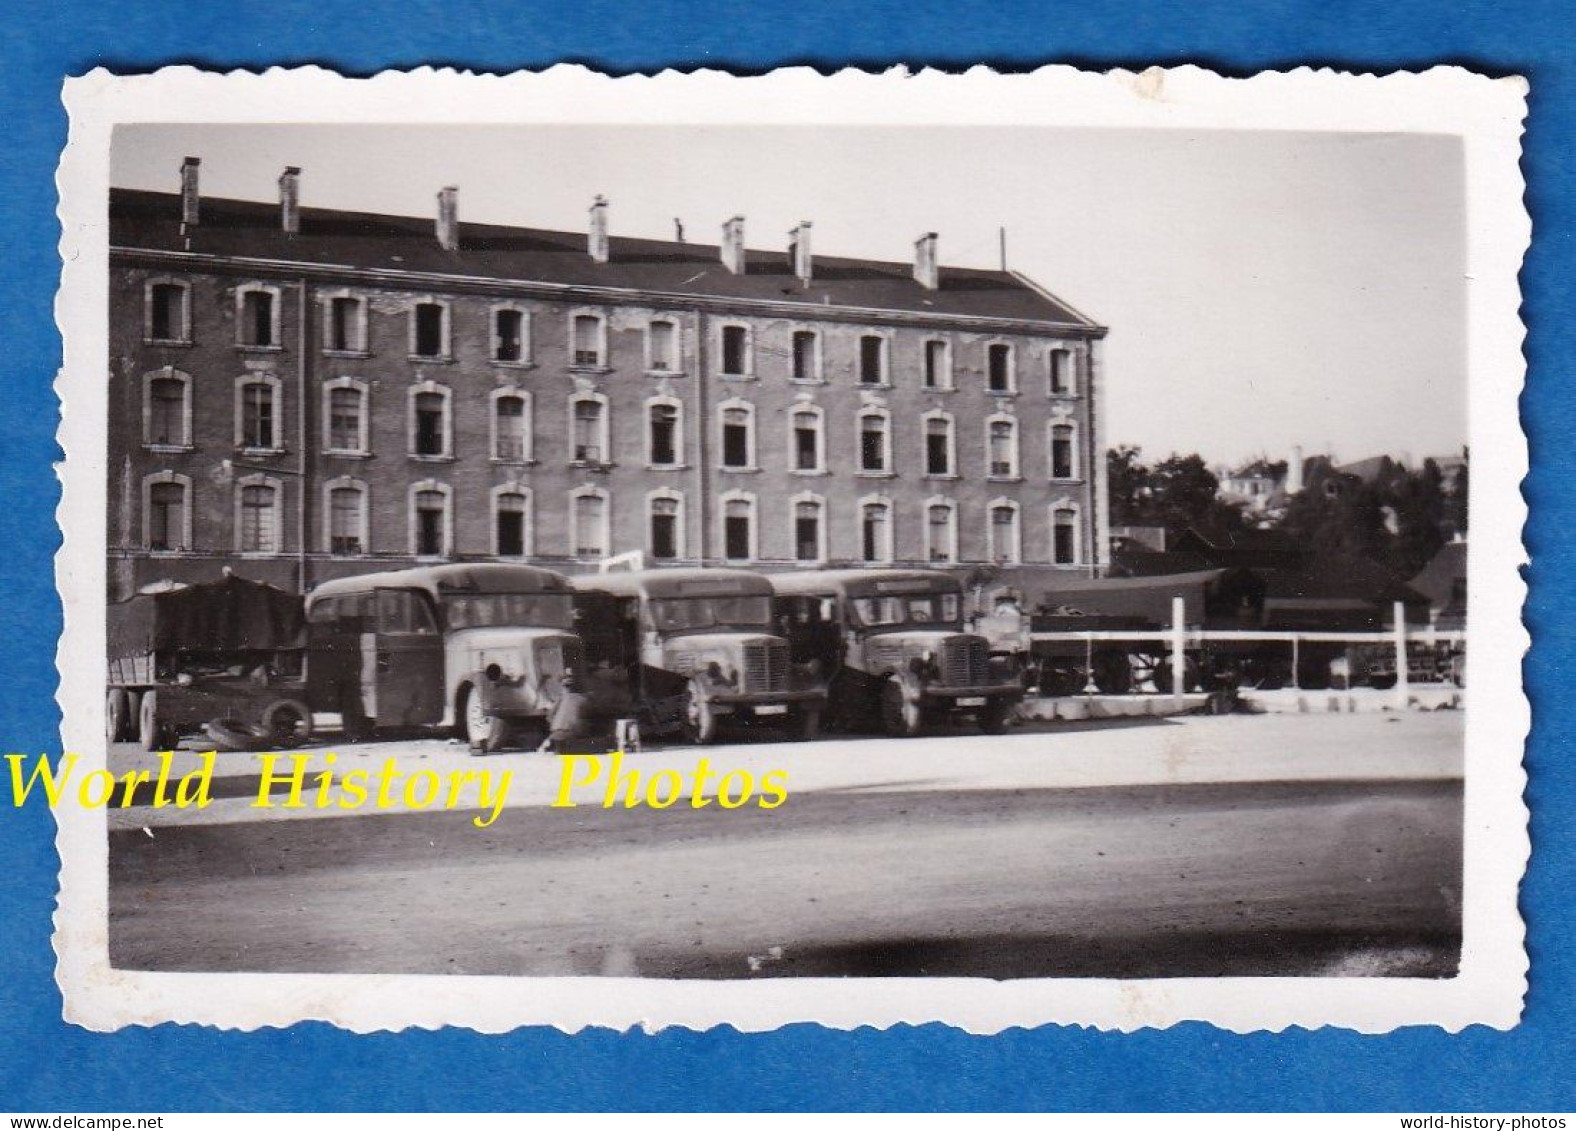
[{"left": 539, "top": 671, "right": 595, "bottom": 753}]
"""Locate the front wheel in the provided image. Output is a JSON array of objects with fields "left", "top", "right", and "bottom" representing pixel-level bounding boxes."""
[
  {"left": 978, "top": 698, "right": 1013, "bottom": 735},
  {"left": 461, "top": 685, "right": 510, "bottom": 754},
  {"left": 880, "top": 679, "right": 923, "bottom": 738},
  {"left": 683, "top": 679, "right": 719, "bottom": 745},
  {"left": 138, "top": 690, "right": 173, "bottom": 751},
  {"left": 794, "top": 706, "right": 822, "bottom": 742}
]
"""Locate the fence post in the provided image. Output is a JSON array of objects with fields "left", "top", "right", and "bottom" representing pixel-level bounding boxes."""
[
  {"left": 1170, "top": 596, "right": 1186, "bottom": 709},
  {"left": 1392, "top": 599, "right": 1410, "bottom": 711}
]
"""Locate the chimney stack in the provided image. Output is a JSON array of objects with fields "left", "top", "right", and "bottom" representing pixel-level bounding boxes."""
[
  {"left": 588, "top": 195, "right": 610, "bottom": 264},
  {"left": 179, "top": 156, "right": 201, "bottom": 227},
  {"left": 913, "top": 232, "right": 939, "bottom": 290},
  {"left": 435, "top": 186, "right": 459, "bottom": 252},
  {"left": 788, "top": 221, "right": 813, "bottom": 284},
  {"left": 1287, "top": 445, "right": 1305, "bottom": 494},
  {"left": 278, "top": 166, "right": 301, "bottom": 234},
  {"left": 720, "top": 215, "right": 746, "bottom": 275}
]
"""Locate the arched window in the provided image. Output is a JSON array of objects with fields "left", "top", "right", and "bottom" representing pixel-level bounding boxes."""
[
  {"left": 570, "top": 393, "right": 610, "bottom": 465},
  {"left": 491, "top": 388, "right": 532, "bottom": 462},
  {"left": 989, "top": 499, "right": 1022, "bottom": 565},
  {"left": 791, "top": 493, "right": 827, "bottom": 564},
  {"left": 236, "top": 284, "right": 280, "bottom": 348},
  {"left": 235, "top": 374, "right": 282, "bottom": 451},
  {"left": 719, "top": 399, "right": 756, "bottom": 470},
  {"left": 925, "top": 498, "right": 958, "bottom": 564},
  {"left": 789, "top": 404, "right": 825, "bottom": 473},
  {"left": 323, "top": 377, "right": 369, "bottom": 455},
  {"left": 858, "top": 334, "right": 889, "bottom": 386},
  {"left": 143, "top": 472, "right": 191, "bottom": 552},
  {"left": 986, "top": 342, "right": 1015, "bottom": 393},
  {"left": 718, "top": 323, "right": 752, "bottom": 378},
  {"left": 324, "top": 478, "right": 368, "bottom": 556},
  {"left": 492, "top": 485, "right": 533, "bottom": 558},
  {"left": 571, "top": 487, "right": 611, "bottom": 559},
  {"left": 860, "top": 497, "right": 894, "bottom": 564},
  {"left": 858, "top": 407, "right": 891, "bottom": 474},
  {"left": 1049, "top": 420, "right": 1078, "bottom": 480},
  {"left": 720, "top": 491, "right": 757, "bottom": 562},
  {"left": 647, "top": 318, "right": 680, "bottom": 372},
  {"left": 492, "top": 305, "right": 531, "bottom": 364},
  {"left": 571, "top": 311, "right": 607, "bottom": 367},
  {"left": 235, "top": 475, "right": 282, "bottom": 555},
  {"left": 408, "top": 382, "right": 453, "bottom": 458},
  {"left": 1051, "top": 502, "right": 1082, "bottom": 566},
  {"left": 145, "top": 279, "right": 191, "bottom": 344},
  {"left": 410, "top": 299, "right": 450, "bottom": 359},
  {"left": 410, "top": 481, "right": 453, "bottom": 558},
  {"left": 923, "top": 411, "right": 955, "bottom": 476},
  {"left": 646, "top": 397, "right": 683, "bottom": 468},
  {"left": 322, "top": 292, "right": 368, "bottom": 354},
  {"left": 987, "top": 415, "right": 1019, "bottom": 479},
  {"left": 648, "top": 490, "right": 685, "bottom": 561},
  {"left": 142, "top": 367, "right": 191, "bottom": 448}
]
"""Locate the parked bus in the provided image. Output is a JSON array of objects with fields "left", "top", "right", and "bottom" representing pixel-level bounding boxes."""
[
  {"left": 571, "top": 568, "right": 827, "bottom": 743},
  {"left": 305, "top": 563, "right": 582, "bottom": 752},
  {"left": 770, "top": 569, "right": 1024, "bottom": 736}
]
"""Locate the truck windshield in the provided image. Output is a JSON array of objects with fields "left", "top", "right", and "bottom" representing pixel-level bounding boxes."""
[
  {"left": 441, "top": 593, "right": 574, "bottom": 631},
  {"left": 650, "top": 595, "right": 772, "bottom": 632},
  {"left": 850, "top": 593, "right": 961, "bottom": 628}
]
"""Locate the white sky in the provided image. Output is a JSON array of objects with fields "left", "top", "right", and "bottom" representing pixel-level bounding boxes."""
[{"left": 113, "top": 124, "right": 1467, "bottom": 468}]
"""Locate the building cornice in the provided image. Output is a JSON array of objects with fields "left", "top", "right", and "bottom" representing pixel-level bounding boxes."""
[{"left": 111, "top": 246, "right": 1108, "bottom": 339}]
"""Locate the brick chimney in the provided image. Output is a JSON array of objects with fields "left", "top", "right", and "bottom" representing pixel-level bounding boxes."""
[
  {"left": 788, "top": 221, "right": 812, "bottom": 284},
  {"left": 588, "top": 195, "right": 610, "bottom": 263},
  {"left": 913, "top": 232, "right": 939, "bottom": 290},
  {"left": 720, "top": 215, "right": 746, "bottom": 275},
  {"left": 278, "top": 166, "right": 301, "bottom": 234},
  {"left": 436, "top": 186, "right": 459, "bottom": 251},
  {"left": 1287, "top": 445, "right": 1305, "bottom": 494},
  {"left": 179, "top": 156, "right": 201, "bottom": 227}
]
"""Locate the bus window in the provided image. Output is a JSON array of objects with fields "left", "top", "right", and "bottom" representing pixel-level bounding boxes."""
[{"left": 377, "top": 589, "right": 438, "bottom": 635}]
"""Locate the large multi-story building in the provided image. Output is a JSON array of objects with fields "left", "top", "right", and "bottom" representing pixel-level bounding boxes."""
[{"left": 107, "top": 158, "right": 1109, "bottom": 602}]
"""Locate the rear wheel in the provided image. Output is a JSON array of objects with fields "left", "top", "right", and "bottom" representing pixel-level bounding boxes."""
[
  {"left": 106, "top": 689, "right": 130, "bottom": 745},
  {"left": 1091, "top": 651, "right": 1133, "bottom": 695},
  {"left": 880, "top": 679, "right": 923, "bottom": 738},
  {"left": 683, "top": 679, "right": 719, "bottom": 745},
  {"left": 260, "top": 699, "right": 313, "bottom": 749},
  {"left": 138, "top": 690, "right": 172, "bottom": 751},
  {"left": 461, "top": 684, "right": 510, "bottom": 754}
]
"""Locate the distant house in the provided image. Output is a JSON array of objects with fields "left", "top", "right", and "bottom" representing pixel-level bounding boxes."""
[
  {"left": 1408, "top": 540, "right": 1467, "bottom": 630},
  {"left": 1216, "top": 458, "right": 1289, "bottom": 518}
]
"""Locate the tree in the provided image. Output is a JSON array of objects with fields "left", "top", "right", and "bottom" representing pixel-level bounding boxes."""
[{"left": 1105, "top": 447, "right": 1245, "bottom": 535}]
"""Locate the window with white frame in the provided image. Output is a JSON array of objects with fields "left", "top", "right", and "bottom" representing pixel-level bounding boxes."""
[
  {"left": 493, "top": 487, "right": 531, "bottom": 558},
  {"left": 858, "top": 407, "right": 891, "bottom": 473},
  {"left": 860, "top": 498, "right": 894, "bottom": 564},
  {"left": 323, "top": 378, "right": 368, "bottom": 454},
  {"left": 858, "top": 334, "right": 888, "bottom": 386},
  {"left": 1049, "top": 348, "right": 1075, "bottom": 395},
  {"left": 648, "top": 491, "right": 684, "bottom": 561},
  {"left": 926, "top": 499, "right": 958, "bottom": 564},
  {"left": 236, "top": 477, "right": 282, "bottom": 554},
  {"left": 719, "top": 323, "right": 752, "bottom": 378},
  {"left": 144, "top": 472, "right": 191, "bottom": 552},
  {"left": 987, "top": 416, "right": 1020, "bottom": 478},
  {"left": 323, "top": 294, "right": 367, "bottom": 354},
  {"left": 571, "top": 312, "right": 606, "bottom": 367},
  {"left": 492, "top": 390, "right": 531, "bottom": 462},
  {"left": 1050, "top": 421, "right": 1078, "bottom": 480},
  {"left": 236, "top": 285, "right": 280, "bottom": 348},
  {"left": 989, "top": 500, "right": 1022, "bottom": 565},
  {"left": 647, "top": 318, "right": 679, "bottom": 372},
  {"left": 719, "top": 401, "right": 755, "bottom": 470},
  {"left": 721, "top": 493, "right": 756, "bottom": 562},
  {"left": 923, "top": 338, "right": 951, "bottom": 390},
  {"left": 493, "top": 306, "right": 529, "bottom": 364},
  {"left": 572, "top": 488, "right": 610, "bottom": 559},
  {"left": 647, "top": 398, "right": 682, "bottom": 468},
  {"left": 146, "top": 280, "right": 191, "bottom": 344},
  {"left": 790, "top": 404, "right": 824, "bottom": 473},
  {"left": 410, "top": 300, "right": 449, "bottom": 359},
  {"left": 792, "top": 494, "right": 826, "bottom": 563},
  {"left": 411, "top": 482, "right": 452, "bottom": 558},
  {"left": 143, "top": 368, "right": 191, "bottom": 448},
  {"left": 1052, "top": 503, "right": 1081, "bottom": 565},
  {"left": 236, "top": 376, "right": 281, "bottom": 451},
  {"left": 571, "top": 394, "right": 610, "bottom": 464},
  {"left": 791, "top": 330, "right": 820, "bottom": 382},
  {"left": 325, "top": 479, "right": 368, "bottom": 556},
  {"left": 987, "top": 342, "right": 1014, "bottom": 393},
  {"left": 409, "top": 384, "right": 452, "bottom": 458},
  {"left": 924, "top": 412, "right": 954, "bottom": 476}
]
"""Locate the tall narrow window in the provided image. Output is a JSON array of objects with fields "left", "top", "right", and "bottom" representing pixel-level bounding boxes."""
[
  {"left": 721, "top": 406, "right": 752, "bottom": 469},
  {"left": 327, "top": 386, "right": 364, "bottom": 453},
  {"left": 494, "top": 395, "right": 527, "bottom": 461},
  {"left": 239, "top": 483, "right": 278, "bottom": 554},
  {"left": 1053, "top": 507, "right": 1079, "bottom": 565},
  {"left": 240, "top": 289, "right": 275, "bottom": 347},
  {"left": 494, "top": 308, "right": 525, "bottom": 363},
  {"left": 496, "top": 492, "right": 528, "bottom": 557},
  {"left": 573, "top": 399, "right": 605, "bottom": 464},
  {"left": 415, "top": 489, "right": 447, "bottom": 557},
  {"left": 329, "top": 486, "right": 364, "bottom": 555},
  {"left": 987, "top": 343, "right": 1013, "bottom": 392},
  {"left": 327, "top": 297, "right": 362, "bottom": 352},
  {"left": 574, "top": 492, "right": 608, "bottom": 558},
  {"left": 721, "top": 325, "right": 749, "bottom": 376},
  {"left": 927, "top": 503, "right": 956, "bottom": 564},
  {"left": 926, "top": 416, "right": 952, "bottom": 476},
  {"left": 859, "top": 335, "right": 885, "bottom": 385},
  {"left": 648, "top": 319, "right": 677, "bottom": 371},
  {"left": 991, "top": 503, "right": 1020, "bottom": 565},
  {"left": 923, "top": 339, "right": 949, "bottom": 389},
  {"left": 1049, "top": 349, "right": 1073, "bottom": 395},
  {"left": 861, "top": 501, "right": 891, "bottom": 563},
  {"left": 412, "top": 302, "right": 446, "bottom": 358},
  {"left": 792, "top": 407, "right": 822, "bottom": 472},
  {"left": 147, "top": 481, "right": 186, "bottom": 552},
  {"left": 572, "top": 314, "right": 603, "bottom": 366},
  {"left": 240, "top": 381, "right": 277, "bottom": 450},
  {"left": 148, "top": 376, "right": 186, "bottom": 447},
  {"left": 794, "top": 499, "right": 822, "bottom": 563},
  {"left": 860, "top": 412, "right": 889, "bottom": 473},
  {"left": 149, "top": 283, "right": 187, "bottom": 342},
  {"left": 649, "top": 496, "right": 680, "bottom": 561},
  {"left": 649, "top": 403, "right": 679, "bottom": 467},
  {"left": 723, "top": 497, "right": 753, "bottom": 561},
  {"left": 413, "top": 391, "right": 446, "bottom": 457},
  {"left": 989, "top": 419, "right": 1018, "bottom": 478},
  {"left": 1050, "top": 423, "right": 1075, "bottom": 480},
  {"left": 792, "top": 330, "right": 818, "bottom": 382}
]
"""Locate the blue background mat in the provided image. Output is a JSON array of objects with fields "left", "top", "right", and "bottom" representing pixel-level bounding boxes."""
[{"left": 1, "top": 1, "right": 1567, "bottom": 1111}]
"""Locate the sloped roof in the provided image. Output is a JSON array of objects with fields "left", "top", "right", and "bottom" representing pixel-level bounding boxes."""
[
  {"left": 1408, "top": 540, "right": 1468, "bottom": 608},
  {"left": 110, "top": 189, "right": 1097, "bottom": 328}
]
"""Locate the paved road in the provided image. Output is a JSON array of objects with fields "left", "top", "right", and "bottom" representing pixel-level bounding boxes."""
[{"left": 106, "top": 711, "right": 1463, "bottom": 979}]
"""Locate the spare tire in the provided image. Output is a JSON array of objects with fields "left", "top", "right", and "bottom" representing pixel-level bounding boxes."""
[
  {"left": 204, "top": 717, "right": 262, "bottom": 753},
  {"left": 260, "top": 699, "right": 313, "bottom": 749}
]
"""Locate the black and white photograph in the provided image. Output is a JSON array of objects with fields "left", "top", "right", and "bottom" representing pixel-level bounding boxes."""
[{"left": 54, "top": 66, "right": 1528, "bottom": 1034}]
